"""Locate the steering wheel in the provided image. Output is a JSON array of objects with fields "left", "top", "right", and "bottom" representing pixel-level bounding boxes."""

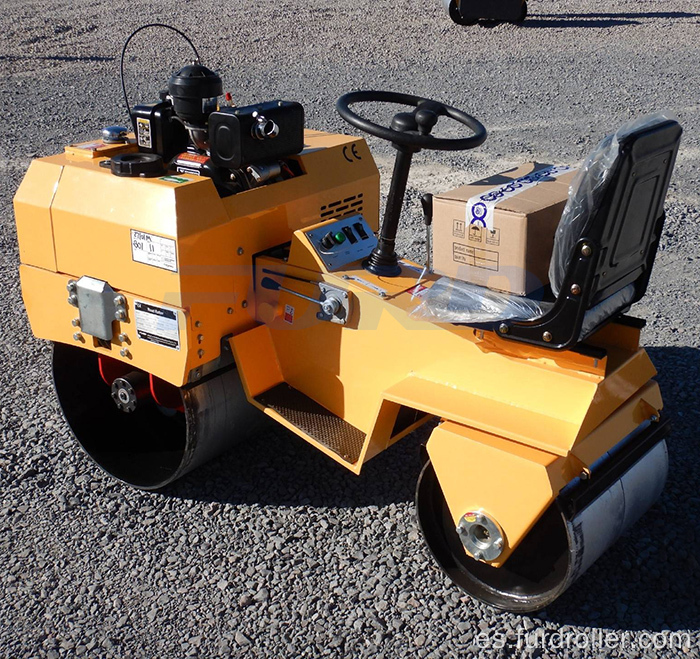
[{"left": 336, "top": 90, "right": 486, "bottom": 151}]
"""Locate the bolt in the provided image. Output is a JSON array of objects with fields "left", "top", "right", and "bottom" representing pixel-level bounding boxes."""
[
  {"left": 118, "top": 333, "right": 128, "bottom": 343},
  {"left": 71, "top": 318, "right": 80, "bottom": 327},
  {"left": 581, "top": 244, "right": 592, "bottom": 257},
  {"left": 241, "top": 300, "right": 248, "bottom": 309},
  {"left": 73, "top": 332, "right": 82, "bottom": 341},
  {"left": 580, "top": 470, "right": 589, "bottom": 480},
  {"left": 237, "top": 247, "right": 244, "bottom": 256},
  {"left": 198, "top": 349, "right": 205, "bottom": 358},
  {"left": 498, "top": 323, "right": 509, "bottom": 335},
  {"left": 198, "top": 334, "right": 204, "bottom": 343},
  {"left": 195, "top": 320, "right": 201, "bottom": 328},
  {"left": 115, "top": 309, "right": 127, "bottom": 321},
  {"left": 650, "top": 415, "right": 659, "bottom": 422},
  {"left": 542, "top": 331, "right": 553, "bottom": 342},
  {"left": 120, "top": 348, "right": 130, "bottom": 358},
  {"left": 379, "top": 291, "right": 387, "bottom": 298},
  {"left": 193, "top": 369, "right": 202, "bottom": 381},
  {"left": 472, "top": 551, "right": 483, "bottom": 561},
  {"left": 570, "top": 283, "right": 581, "bottom": 296},
  {"left": 66, "top": 280, "right": 77, "bottom": 292},
  {"left": 68, "top": 294, "right": 78, "bottom": 307},
  {"left": 342, "top": 275, "right": 350, "bottom": 280},
  {"left": 114, "top": 295, "right": 126, "bottom": 306},
  {"left": 493, "top": 538, "right": 503, "bottom": 549},
  {"left": 227, "top": 307, "right": 233, "bottom": 314}
]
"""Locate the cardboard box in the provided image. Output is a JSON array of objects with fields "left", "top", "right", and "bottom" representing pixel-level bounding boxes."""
[{"left": 432, "top": 162, "right": 577, "bottom": 296}]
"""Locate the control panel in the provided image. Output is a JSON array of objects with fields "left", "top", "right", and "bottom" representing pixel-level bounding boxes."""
[{"left": 304, "top": 214, "right": 377, "bottom": 272}]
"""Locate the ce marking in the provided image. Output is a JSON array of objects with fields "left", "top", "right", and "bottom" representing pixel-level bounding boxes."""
[{"left": 342, "top": 144, "right": 362, "bottom": 163}]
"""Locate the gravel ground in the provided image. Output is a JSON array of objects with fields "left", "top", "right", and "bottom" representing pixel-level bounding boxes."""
[{"left": 1, "top": 0, "right": 700, "bottom": 657}]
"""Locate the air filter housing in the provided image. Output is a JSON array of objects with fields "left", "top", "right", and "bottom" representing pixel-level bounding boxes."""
[{"left": 168, "top": 63, "right": 222, "bottom": 127}]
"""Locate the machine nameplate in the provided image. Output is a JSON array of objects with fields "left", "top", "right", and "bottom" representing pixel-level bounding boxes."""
[
  {"left": 134, "top": 301, "right": 180, "bottom": 350},
  {"left": 131, "top": 230, "right": 178, "bottom": 272}
]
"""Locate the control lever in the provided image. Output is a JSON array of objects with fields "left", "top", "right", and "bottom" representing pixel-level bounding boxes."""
[
  {"left": 421, "top": 193, "right": 433, "bottom": 273},
  {"left": 410, "top": 193, "right": 434, "bottom": 300},
  {"left": 260, "top": 277, "right": 349, "bottom": 323}
]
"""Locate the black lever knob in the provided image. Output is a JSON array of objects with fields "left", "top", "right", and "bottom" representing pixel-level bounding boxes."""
[
  {"left": 260, "top": 277, "right": 281, "bottom": 291},
  {"left": 391, "top": 112, "right": 418, "bottom": 133},
  {"left": 415, "top": 109, "right": 439, "bottom": 135},
  {"left": 421, "top": 193, "right": 434, "bottom": 226}
]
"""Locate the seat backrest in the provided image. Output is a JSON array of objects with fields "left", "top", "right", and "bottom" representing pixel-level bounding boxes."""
[
  {"left": 494, "top": 116, "right": 681, "bottom": 350},
  {"left": 549, "top": 115, "right": 682, "bottom": 302}
]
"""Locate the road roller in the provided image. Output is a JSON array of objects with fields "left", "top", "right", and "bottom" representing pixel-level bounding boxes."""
[{"left": 13, "top": 25, "right": 682, "bottom": 611}]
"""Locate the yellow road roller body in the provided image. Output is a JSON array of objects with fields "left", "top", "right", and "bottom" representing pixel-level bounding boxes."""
[
  {"left": 17, "top": 131, "right": 379, "bottom": 386},
  {"left": 13, "top": 32, "right": 682, "bottom": 612}
]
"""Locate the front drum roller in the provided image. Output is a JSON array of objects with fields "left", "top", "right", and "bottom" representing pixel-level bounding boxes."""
[
  {"left": 52, "top": 343, "right": 262, "bottom": 490},
  {"left": 416, "top": 438, "right": 669, "bottom": 612}
]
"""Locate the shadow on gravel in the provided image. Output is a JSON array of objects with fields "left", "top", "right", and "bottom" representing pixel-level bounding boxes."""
[
  {"left": 0, "top": 54, "right": 113, "bottom": 63},
  {"left": 163, "top": 413, "right": 435, "bottom": 510},
  {"left": 541, "top": 346, "right": 700, "bottom": 632},
  {"left": 163, "top": 346, "right": 699, "bottom": 630},
  {"left": 521, "top": 11, "right": 700, "bottom": 28}
]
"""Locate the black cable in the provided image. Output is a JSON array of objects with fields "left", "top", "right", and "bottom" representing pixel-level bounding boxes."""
[{"left": 120, "top": 23, "right": 201, "bottom": 129}]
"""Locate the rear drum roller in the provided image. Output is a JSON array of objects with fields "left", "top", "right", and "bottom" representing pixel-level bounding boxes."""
[
  {"left": 52, "top": 343, "right": 262, "bottom": 490},
  {"left": 416, "top": 440, "right": 668, "bottom": 612},
  {"left": 512, "top": 1, "right": 527, "bottom": 24},
  {"left": 448, "top": 0, "right": 478, "bottom": 25}
]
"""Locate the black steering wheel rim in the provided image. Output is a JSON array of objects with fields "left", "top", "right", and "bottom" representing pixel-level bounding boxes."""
[{"left": 336, "top": 90, "right": 487, "bottom": 151}]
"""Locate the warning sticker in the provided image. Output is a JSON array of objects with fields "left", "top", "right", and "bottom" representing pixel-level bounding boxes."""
[
  {"left": 284, "top": 304, "right": 295, "bottom": 324},
  {"left": 134, "top": 301, "right": 180, "bottom": 350},
  {"left": 131, "top": 230, "right": 178, "bottom": 273},
  {"left": 178, "top": 152, "right": 209, "bottom": 165},
  {"left": 406, "top": 284, "right": 429, "bottom": 298},
  {"left": 159, "top": 175, "right": 190, "bottom": 184},
  {"left": 136, "top": 117, "right": 152, "bottom": 149}
]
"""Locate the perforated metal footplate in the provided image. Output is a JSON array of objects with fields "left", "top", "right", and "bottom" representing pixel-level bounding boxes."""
[{"left": 255, "top": 383, "right": 365, "bottom": 464}]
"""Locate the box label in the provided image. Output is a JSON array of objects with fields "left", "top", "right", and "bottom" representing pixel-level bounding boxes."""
[
  {"left": 485, "top": 228, "right": 501, "bottom": 246},
  {"left": 468, "top": 224, "right": 483, "bottom": 243},
  {"left": 453, "top": 243, "right": 499, "bottom": 271},
  {"left": 134, "top": 301, "right": 180, "bottom": 350},
  {"left": 465, "top": 164, "right": 572, "bottom": 231},
  {"left": 131, "top": 230, "right": 178, "bottom": 273}
]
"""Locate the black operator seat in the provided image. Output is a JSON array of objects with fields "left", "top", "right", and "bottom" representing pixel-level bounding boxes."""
[{"left": 416, "top": 115, "right": 683, "bottom": 350}]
